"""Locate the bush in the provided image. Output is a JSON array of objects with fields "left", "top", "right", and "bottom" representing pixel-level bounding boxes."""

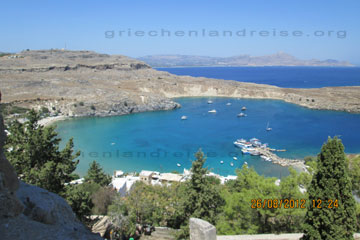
[
  {"left": 79, "top": 102, "right": 84, "bottom": 106},
  {"left": 90, "top": 105, "right": 96, "bottom": 110},
  {"left": 92, "top": 186, "right": 117, "bottom": 215},
  {"left": 41, "top": 106, "right": 49, "bottom": 114}
]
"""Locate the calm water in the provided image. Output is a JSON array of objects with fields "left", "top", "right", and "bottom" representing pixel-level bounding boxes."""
[
  {"left": 156, "top": 67, "right": 360, "bottom": 88},
  {"left": 56, "top": 98, "right": 360, "bottom": 178}
]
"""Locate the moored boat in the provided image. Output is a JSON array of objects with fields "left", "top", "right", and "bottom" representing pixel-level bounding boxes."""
[
  {"left": 208, "top": 109, "right": 217, "bottom": 113},
  {"left": 266, "top": 122, "right": 272, "bottom": 131}
]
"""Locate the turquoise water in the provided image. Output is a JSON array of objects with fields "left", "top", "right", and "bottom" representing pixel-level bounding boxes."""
[
  {"left": 156, "top": 67, "right": 360, "bottom": 88},
  {"left": 56, "top": 98, "right": 360, "bottom": 178}
]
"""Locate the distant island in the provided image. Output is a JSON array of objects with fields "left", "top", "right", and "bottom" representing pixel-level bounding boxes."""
[{"left": 138, "top": 52, "right": 354, "bottom": 67}]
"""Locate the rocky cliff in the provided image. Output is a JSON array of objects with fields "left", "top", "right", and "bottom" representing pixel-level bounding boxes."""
[
  {"left": 0, "top": 111, "right": 101, "bottom": 240},
  {"left": 0, "top": 50, "right": 359, "bottom": 118}
]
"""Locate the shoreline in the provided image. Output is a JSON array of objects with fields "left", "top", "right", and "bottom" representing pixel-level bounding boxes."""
[
  {"left": 33, "top": 96, "right": 359, "bottom": 172},
  {"left": 38, "top": 115, "right": 69, "bottom": 127}
]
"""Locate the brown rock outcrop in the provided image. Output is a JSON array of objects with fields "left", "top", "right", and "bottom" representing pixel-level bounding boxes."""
[{"left": 0, "top": 50, "right": 359, "bottom": 119}]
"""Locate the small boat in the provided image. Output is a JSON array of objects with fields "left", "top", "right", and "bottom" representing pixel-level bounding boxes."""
[
  {"left": 208, "top": 109, "right": 217, "bottom": 113},
  {"left": 207, "top": 100, "right": 213, "bottom": 104},
  {"left": 233, "top": 157, "right": 237, "bottom": 160},
  {"left": 261, "top": 155, "right": 272, "bottom": 161},
  {"left": 237, "top": 113, "right": 246, "bottom": 117},
  {"left": 244, "top": 161, "right": 248, "bottom": 165},
  {"left": 230, "top": 162, "right": 234, "bottom": 167},
  {"left": 220, "top": 161, "right": 224, "bottom": 164},
  {"left": 181, "top": 116, "right": 187, "bottom": 120},
  {"left": 241, "top": 148, "right": 251, "bottom": 154},
  {"left": 177, "top": 163, "right": 181, "bottom": 167},
  {"left": 234, "top": 139, "right": 252, "bottom": 148},
  {"left": 266, "top": 122, "right": 272, "bottom": 131},
  {"left": 249, "top": 150, "right": 260, "bottom": 156},
  {"left": 226, "top": 103, "right": 232, "bottom": 106},
  {"left": 241, "top": 106, "right": 247, "bottom": 111},
  {"left": 111, "top": 142, "right": 116, "bottom": 145}
]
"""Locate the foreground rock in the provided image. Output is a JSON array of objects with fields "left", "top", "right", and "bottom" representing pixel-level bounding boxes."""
[
  {"left": 0, "top": 111, "right": 101, "bottom": 240},
  {"left": 190, "top": 218, "right": 216, "bottom": 240},
  {"left": 0, "top": 50, "right": 359, "bottom": 118}
]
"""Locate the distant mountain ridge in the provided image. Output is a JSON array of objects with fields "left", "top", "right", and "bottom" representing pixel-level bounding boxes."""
[{"left": 138, "top": 52, "right": 354, "bottom": 67}]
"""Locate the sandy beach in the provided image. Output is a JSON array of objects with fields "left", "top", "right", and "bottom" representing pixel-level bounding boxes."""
[{"left": 38, "top": 115, "right": 68, "bottom": 127}]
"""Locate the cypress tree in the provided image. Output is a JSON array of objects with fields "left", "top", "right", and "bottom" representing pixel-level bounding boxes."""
[
  {"left": 84, "top": 160, "right": 111, "bottom": 186},
  {"left": 302, "top": 137, "right": 357, "bottom": 240}
]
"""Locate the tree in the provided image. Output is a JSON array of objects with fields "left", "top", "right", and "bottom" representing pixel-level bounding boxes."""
[
  {"left": 302, "top": 137, "right": 357, "bottom": 240},
  {"left": 176, "top": 150, "right": 224, "bottom": 239},
  {"left": 5, "top": 109, "right": 80, "bottom": 194},
  {"left": 217, "top": 165, "right": 279, "bottom": 235},
  {"left": 348, "top": 155, "right": 360, "bottom": 197},
  {"left": 65, "top": 184, "right": 94, "bottom": 222},
  {"left": 185, "top": 150, "right": 224, "bottom": 223},
  {"left": 84, "top": 160, "right": 111, "bottom": 186}
]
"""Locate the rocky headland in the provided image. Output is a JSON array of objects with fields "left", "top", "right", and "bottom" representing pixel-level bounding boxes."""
[{"left": 0, "top": 50, "right": 359, "bottom": 120}]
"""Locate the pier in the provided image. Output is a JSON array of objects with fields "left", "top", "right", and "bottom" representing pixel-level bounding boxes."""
[{"left": 256, "top": 147, "right": 306, "bottom": 168}]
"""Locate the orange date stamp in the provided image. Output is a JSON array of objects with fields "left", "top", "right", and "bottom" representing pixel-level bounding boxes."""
[{"left": 251, "top": 199, "right": 339, "bottom": 209}]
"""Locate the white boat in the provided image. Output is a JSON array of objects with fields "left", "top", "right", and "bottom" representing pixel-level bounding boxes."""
[
  {"left": 241, "top": 106, "right": 247, "bottom": 111},
  {"left": 237, "top": 113, "right": 246, "bottom": 117},
  {"left": 111, "top": 142, "right": 116, "bottom": 145},
  {"left": 181, "top": 116, "right": 187, "bottom": 120},
  {"left": 207, "top": 100, "right": 213, "bottom": 104},
  {"left": 226, "top": 103, "right": 232, "bottom": 106},
  {"left": 220, "top": 160, "right": 224, "bottom": 164},
  {"left": 241, "top": 148, "right": 251, "bottom": 154},
  {"left": 233, "top": 157, "right": 237, "bottom": 160},
  {"left": 261, "top": 155, "right": 272, "bottom": 162},
  {"left": 266, "top": 122, "right": 272, "bottom": 131},
  {"left": 244, "top": 161, "right": 248, "bottom": 165},
  {"left": 249, "top": 150, "right": 260, "bottom": 156},
  {"left": 234, "top": 140, "right": 252, "bottom": 148},
  {"left": 177, "top": 163, "right": 181, "bottom": 167},
  {"left": 208, "top": 109, "right": 217, "bottom": 113},
  {"left": 230, "top": 162, "right": 234, "bottom": 167}
]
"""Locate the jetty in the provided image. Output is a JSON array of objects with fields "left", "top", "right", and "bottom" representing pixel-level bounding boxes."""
[
  {"left": 234, "top": 138, "right": 306, "bottom": 169},
  {"left": 256, "top": 147, "right": 305, "bottom": 168}
]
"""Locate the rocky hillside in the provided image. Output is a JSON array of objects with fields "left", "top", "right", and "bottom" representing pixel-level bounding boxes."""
[
  {"left": 0, "top": 112, "right": 102, "bottom": 239},
  {"left": 0, "top": 50, "right": 359, "bottom": 118}
]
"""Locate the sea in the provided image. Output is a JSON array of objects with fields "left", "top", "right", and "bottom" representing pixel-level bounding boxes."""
[{"left": 56, "top": 67, "right": 360, "bottom": 178}]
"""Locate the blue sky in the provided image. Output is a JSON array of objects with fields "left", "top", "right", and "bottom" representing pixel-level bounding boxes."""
[{"left": 1, "top": 0, "right": 359, "bottom": 64}]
